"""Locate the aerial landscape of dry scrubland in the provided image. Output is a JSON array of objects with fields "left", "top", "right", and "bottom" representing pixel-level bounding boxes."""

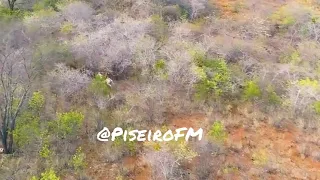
[{"left": 2, "top": 0, "right": 320, "bottom": 179}]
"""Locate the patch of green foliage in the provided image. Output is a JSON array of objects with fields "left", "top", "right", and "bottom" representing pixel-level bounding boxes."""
[
  {"left": 113, "top": 135, "right": 138, "bottom": 155},
  {"left": 29, "top": 91, "right": 45, "bottom": 112},
  {"left": 208, "top": 121, "right": 227, "bottom": 142},
  {"left": 33, "top": 0, "right": 60, "bottom": 11},
  {"left": 270, "top": 6, "right": 296, "bottom": 29},
  {"left": 60, "top": 22, "right": 73, "bottom": 34},
  {"left": 193, "top": 53, "right": 231, "bottom": 99},
  {"left": 89, "top": 74, "right": 112, "bottom": 96},
  {"left": 169, "top": 140, "right": 197, "bottom": 160},
  {"left": 40, "top": 168, "right": 60, "bottom": 180},
  {"left": 39, "top": 140, "right": 51, "bottom": 159},
  {"left": 13, "top": 113, "right": 40, "bottom": 148},
  {"left": 153, "top": 59, "right": 168, "bottom": 79},
  {"left": 298, "top": 78, "right": 319, "bottom": 88},
  {"left": 179, "top": 6, "right": 189, "bottom": 20},
  {"left": 13, "top": 91, "right": 44, "bottom": 149},
  {"left": 243, "top": 80, "right": 261, "bottom": 101},
  {"left": 31, "top": 168, "right": 60, "bottom": 180},
  {"left": 312, "top": 101, "right": 320, "bottom": 115},
  {"left": 267, "top": 85, "right": 282, "bottom": 105},
  {"left": 51, "top": 111, "right": 84, "bottom": 138},
  {"left": 70, "top": 147, "right": 86, "bottom": 172},
  {"left": 280, "top": 50, "right": 301, "bottom": 65},
  {"left": 0, "top": 6, "right": 28, "bottom": 21}
]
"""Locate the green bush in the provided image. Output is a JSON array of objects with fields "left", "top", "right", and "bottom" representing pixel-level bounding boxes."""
[
  {"left": 208, "top": 121, "right": 227, "bottom": 142},
  {"left": 39, "top": 168, "right": 60, "bottom": 180},
  {"left": 13, "top": 91, "right": 44, "bottom": 149},
  {"left": 53, "top": 111, "right": 84, "bottom": 138},
  {"left": 266, "top": 85, "right": 282, "bottom": 105},
  {"left": 33, "top": 0, "right": 60, "bottom": 11},
  {"left": 194, "top": 54, "right": 231, "bottom": 99},
  {"left": 13, "top": 113, "right": 40, "bottom": 148},
  {"left": 0, "top": 6, "right": 27, "bottom": 21},
  {"left": 270, "top": 5, "right": 296, "bottom": 29},
  {"left": 89, "top": 74, "right": 111, "bottom": 96},
  {"left": 28, "top": 91, "right": 45, "bottom": 112},
  {"left": 39, "top": 140, "right": 51, "bottom": 159},
  {"left": 70, "top": 147, "right": 86, "bottom": 171},
  {"left": 313, "top": 101, "right": 320, "bottom": 115},
  {"left": 242, "top": 80, "right": 261, "bottom": 101},
  {"left": 60, "top": 22, "right": 73, "bottom": 34},
  {"left": 279, "top": 50, "right": 301, "bottom": 65},
  {"left": 153, "top": 59, "right": 168, "bottom": 79}
]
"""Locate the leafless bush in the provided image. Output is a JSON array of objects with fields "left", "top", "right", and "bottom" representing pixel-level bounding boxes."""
[
  {"left": 144, "top": 150, "right": 182, "bottom": 180},
  {"left": 159, "top": 40, "right": 199, "bottom": 93},
  {"left": 125, "top": 82, "right": 169, "bottom": 124},
  {"left": 62, "top": 2, "right": 94, "bottom": 24},
  {"left": 23, "top": 11, "right": 64, "bottom": 40},
  {"left": 71, "top": 17, "right": 150, "bottom": 79},
  {"left": 129, "top": 0, "right": 156, "bottom": 18},
  {"left": 90, "top": 0, "right": 133, "bottom": 11},
  {"left": 49, "top": 63, "right": 90, "bottom": 97}
]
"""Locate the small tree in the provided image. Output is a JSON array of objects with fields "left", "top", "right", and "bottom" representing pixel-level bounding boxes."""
[
  {"left": 0, "top": 48, "right": 37, "bottom": 154},
  {"left": 242, "top": 80, "right": 261, "bottom": 101}
]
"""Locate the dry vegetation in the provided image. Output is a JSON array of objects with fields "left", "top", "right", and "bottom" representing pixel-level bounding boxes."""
[{"left": 1, "top": 0, "right": 320, "bottom": 179}]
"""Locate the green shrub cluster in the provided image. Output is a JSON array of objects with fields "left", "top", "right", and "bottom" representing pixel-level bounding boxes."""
[
  {"left": 13, "top": 91, "right": 44, "bottom": 149},
  {"left": 242, "top": 80, "right": 261, "bottom": 101},
  {"left": 50, "top": 111, "right": 84, "bottom": 138},
  {"left": 208, "top": 121, "right": 227, "bottom": 142},
  {"left": 194, "top": 53, "right": 231, "bottom": 99},
  {"left": 89, "top": 74, "right": 112, "bottom": 96}
]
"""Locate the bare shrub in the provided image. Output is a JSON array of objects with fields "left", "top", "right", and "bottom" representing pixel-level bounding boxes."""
[
  {"left": 49, "top": 63, "right": 90, "bottom": 97},
  {"left": 159, "top": 40, "right": 199, "bottom": 93},
  {"left": 125, "top": 82, "right": 169, "bottom": 124},
  {"left": 62, "top": 2, "right": 94, "bottom": 24},
  {"left": 71, "top": 17, "right": 150, "bottom": 79},
  {"left": 144, "top": 150, "right": 182, "bottom": 180}
]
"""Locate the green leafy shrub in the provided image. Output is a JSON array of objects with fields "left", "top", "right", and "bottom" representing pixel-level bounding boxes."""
[
  {"left": 40, "top": 168, "right": 60, "bottom": 180},
  {"left": 172, "top": 141, "right": 197, "bottom": 160},
  {"left": 28, "top": 91, "right": 45, "bottom": 112},
  {"left": 312, "top": 101, "right": 320, "bottom": 115},
  {"left": 33, "top": 0, "right": 60, "bottom": 11},
  {"left": 153, "top": 59, "right": 168, "bottom": 79},
  {"left": 208, "top": 121, "right": 227, "bottom": 142},
  {"left": 13, "top": 113, "right": 40, "bottom": 148},
  {"left": 60, "top": 22, "right": 73, "bottom": 34},
  {"left": 0, "top": 6, "right": 27, "bottom": 21},
  {"left": 243, "top": 80, "right": 261, "bottom": 101},
  {"left": 267, "top": 85, "right": 282, "bottom": 105},
  {"left": 39, "top": 141, "right": 51, "bottom": 159},
  {"left": 89, "top": 74, "right": 111, "bottom": 96},
  {"left": 13, "top": 91, "right": 44, "bottom": 149},
  {"left": 53, "top": 111, "right": 84, "bottom": 138},
  {"left": 270, "top": 5, "right": 296, "bottom": 29},
  {"left": 194, "top": 53, "right": 231, "bottom": 99},
  {"left": 280, "top": 50, "right": 302, "bottom": 65},
  {"left": 70, "top": 147, "right": 86, "bottom": 171},
  {"left": 113, "top": 135, "right": 138, "bottom": 155}
]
